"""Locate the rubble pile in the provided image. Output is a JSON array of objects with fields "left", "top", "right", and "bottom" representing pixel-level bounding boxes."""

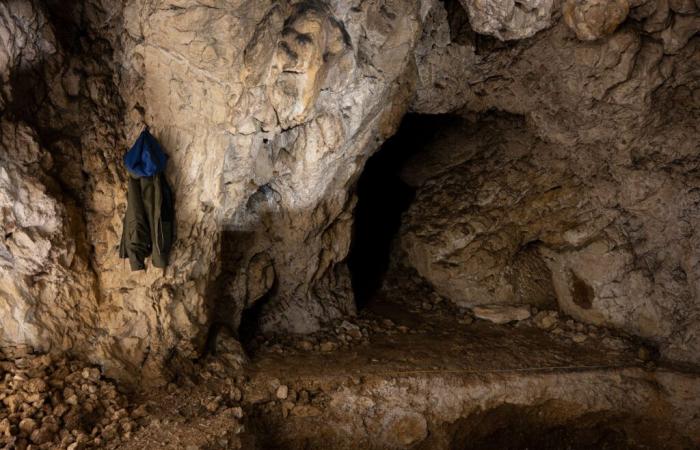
[{"left": 0, "top": 353, "right": 138, "bottom": 449}]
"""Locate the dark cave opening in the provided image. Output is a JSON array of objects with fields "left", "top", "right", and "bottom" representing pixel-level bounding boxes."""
[
  {"left": 347, "top": 114, "right": 461, "bottom": 309},
  {"left": 238, "top": 293, "right": 271, "bottom": 350},
  {"left": 206, "top": 228, "right": 278, "bottom": 355}
]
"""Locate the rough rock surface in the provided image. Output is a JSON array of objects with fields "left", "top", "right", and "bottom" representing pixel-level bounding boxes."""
[
  {"left": 471, "top": 305, "right": 532, "bottom": 324},
  {"left": 109, "top": 0, "right": 426, "bottom": 381},
  {"left": 241, "top": 277, "right": 700, "bottom": 449},
  {"left": 245, "top": 367, "right": 700, "bottom": 449},
  {"left": 460, "top": 0, "right": 556, "bottom": 40},
  {"left": 401, "top": 0, "right": 700, "bottom": 366},
  {"left": 397, "top": 111, "right": 700, "bottom": 365},
  {"left": 563, "top": 0, "right": 630, "bottom": 40},
  {"left": 1, "top": 0, "right": 422, "bottom": 383},
  {"left": 0, "top": 1, "right": 101, "bottom": 362}
]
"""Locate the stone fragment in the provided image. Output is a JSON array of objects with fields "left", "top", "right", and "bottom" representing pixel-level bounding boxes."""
[
  {"left": 81, "top": 368, "right": 100, "bottom": 381},
  {"left": 291, "top": 405, "right": 322, "bottom": 417},
  {"left": 205, "top": 396, "right": 222, "bottom": 413},
  {"left": 572, "top": 333, "right": 588, "bottom": 343},
  {"left": 472, "top": 305, "right": 532, "bottom": 324},
  {"left": 281, "top": 401, "right": 295, "bottom": 418},
  {"left": 0, "top": 418, "right": 11, "bottom": 437},
  {"left": 65, "top": 394, "right": 78, "bottom": 406},
  {"left": 320, "top": 342, "right": 337, "bottom": 352},
  {"left": 347, "top": 328, "right": 363, "bottom": 339},
  {"left": 533, "top": 311, "right": 559, "bottom": 330},
  {"left": 23, "top": 378, "right": 48, "bottom": 393},
  {"left": 458, "top": 315, "right": 474, "bottom": 325},
  {"left": 3, "top": 394, "right": 22, "bottom": 413},
  {"left": 275, "top": 385, "right": 288, "bottom": 400},
  {"left": 30, "top": 425, "right": 53, "bottom": 445},
  {"left": 18, "top": 418, "right": 37, "bottom": 436},
  {"left": 131, "top": 404, "right": 148, "bottom": 419},
  {"left": 460, "top": 0, "right": 555, "bottom": 40},
  {"left": 228, "top": 407, "right": 244, "bottom": 419},
  {"left": 563, "top": 0, "right": 630, "bottom": 41}
]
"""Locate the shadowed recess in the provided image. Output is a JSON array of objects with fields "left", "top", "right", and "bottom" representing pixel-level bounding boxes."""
[{"left": 347, "top": 114, "right": 461, "bottom": 309}]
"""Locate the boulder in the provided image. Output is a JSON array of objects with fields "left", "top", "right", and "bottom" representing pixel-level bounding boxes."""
[
  {"left": 562, "top": 0, "right": 630, "bottom": 41},
  {"left": 460, "top": 0, "right": 555, "bottom": 40},
  {"left": 472, "top": 305, "right": 532, "bottom": 324}
]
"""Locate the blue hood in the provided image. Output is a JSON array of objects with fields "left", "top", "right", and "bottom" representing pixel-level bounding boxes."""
[{"left": 124, "top": 129, "right": 168, "bottom": 177}]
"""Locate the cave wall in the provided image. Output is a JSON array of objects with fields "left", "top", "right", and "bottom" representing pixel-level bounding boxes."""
[
  {"left": 0, "top": 0, "right": 699, "bottom": 382},
  {"left": 401, "top": 0, "right": 700, "bottom": 364},
  {"left": 0, "top": 0, "right": 117, "bottom": 364},
  {"left": 2, "top": 0, "right": 423, "bottom": 383},
  {"left": 106, "top": 0, "right": 422, "bottom": 382}
]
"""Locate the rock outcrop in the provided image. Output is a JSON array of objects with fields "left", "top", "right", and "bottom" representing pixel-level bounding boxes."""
[
  {"left": 104, "top": 0, "right": 422, "bottom": 381},
  {"left": 563, "top": 0, "right": 630, "bottom": 41},
  {"left": 460, "top": 0, "right": 556, "bottom": 40},
  {"left": 397, "top": 115, "right": 688, "bottom": 353}
]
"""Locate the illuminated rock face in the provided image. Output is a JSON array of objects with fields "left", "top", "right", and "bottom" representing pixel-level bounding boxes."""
[
  {"left": 1, "top": 0, "right": 699, "bottom": 383},
  {"left": 0, "top": 1, "right": 100, "bottom": 365},
  {"left": 0, "top": 0, "right": 421, "bottom": 383},
  {"left": 459, "top": 0, "right": 556, "bottom": 40},
  {"left": 562, "top": 0, "right": 630, "bottom": 41}
]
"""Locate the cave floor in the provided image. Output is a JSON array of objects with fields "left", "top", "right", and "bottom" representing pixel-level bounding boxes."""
[
  {"left": 234, "top": 275, "right": 700, "bottom": 449},
  {"left": 247, "top": 297, "right": 644, "bottom": 381},
  {"left": 119, "top": 274, "right": 700, "bottom": 449},
  {"left": 245, "top": 266, "right": 654, "bottom": 380}
]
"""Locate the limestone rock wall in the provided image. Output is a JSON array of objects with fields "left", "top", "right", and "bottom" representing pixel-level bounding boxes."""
[
  {"left": 0, "top": 1, "right": 101, "bottom": 361},
  {"left": 460, "top": 0, "right": 556, "bottom": 40},
  {"left": 401, "top": 0, "right": 700, "bottom": 364},
  {"left": 3, "top": 0, "right": 425, "bottom": 383},
  {"left": 101, "top": 0, "right": 422, "bottom": 382}
]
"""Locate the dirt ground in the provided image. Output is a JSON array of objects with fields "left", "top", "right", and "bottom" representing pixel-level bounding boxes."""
[{"left": 114, "top": 271, "right": 700, "bottom": 450}]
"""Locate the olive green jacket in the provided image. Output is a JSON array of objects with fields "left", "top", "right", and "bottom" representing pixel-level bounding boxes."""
[{"left": 119, "top": 173, "right": 174, "bottom": 270}]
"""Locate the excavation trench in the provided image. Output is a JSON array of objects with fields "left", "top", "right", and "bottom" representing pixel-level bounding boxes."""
[
  {"left": 243, "top": 385, "right": 696, "bottom": 450},
  {"left": 240, "top": 299, "right": 699, "bottom": 449}
]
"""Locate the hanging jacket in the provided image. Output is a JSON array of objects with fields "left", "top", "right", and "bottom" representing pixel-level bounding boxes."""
[{"left": 119, "top": 129, "right": 175, "bottom": 271}]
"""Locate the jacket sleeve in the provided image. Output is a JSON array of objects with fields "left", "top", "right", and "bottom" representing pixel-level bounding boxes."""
[
  {"left": 122, "top": 175, "right": 152, "bottom": 271},
  {"left": 150, "top": 173, "right": 174, "bottom": 268}
]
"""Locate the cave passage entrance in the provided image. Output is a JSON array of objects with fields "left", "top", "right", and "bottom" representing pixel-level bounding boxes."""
[{"left": 347, "top": 114, "right": 458, "bottom": 309}]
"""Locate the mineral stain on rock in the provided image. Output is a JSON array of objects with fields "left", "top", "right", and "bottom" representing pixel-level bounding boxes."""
[{"left": 570, "top": 271, "right": 595, "bottom": 310}]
